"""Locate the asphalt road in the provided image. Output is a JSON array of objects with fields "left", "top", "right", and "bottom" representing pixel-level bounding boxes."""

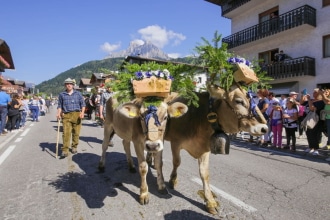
[{"left": 0, "top": 108, "right": 329, "bottom": 220}]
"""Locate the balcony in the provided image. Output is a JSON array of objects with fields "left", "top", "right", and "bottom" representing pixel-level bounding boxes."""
[
  {"left": 222, "top": 5, "right": 316, "bottom": 49},
  {"left": 265, "top": 56, "right": 315, "bottom": 80}
]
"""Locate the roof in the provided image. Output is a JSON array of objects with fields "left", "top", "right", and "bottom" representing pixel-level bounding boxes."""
[
  {"left": 80, "top": 78, "right": 92, "bottom": 86},
  {"left": 123, "top": 55, "right": 208, "bottom": 70},
  {"left": 0, "top": 39, "right": 15, "bottom": 70}
]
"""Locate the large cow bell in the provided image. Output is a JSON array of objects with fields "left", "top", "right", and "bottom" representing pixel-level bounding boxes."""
[{"left": 210, "top": 131, "right": 230, "bottom": 154}]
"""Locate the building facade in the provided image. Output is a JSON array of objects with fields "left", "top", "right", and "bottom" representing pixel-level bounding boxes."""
[{"left": 207, "top": 0, "right": 330, "bottom": 96}]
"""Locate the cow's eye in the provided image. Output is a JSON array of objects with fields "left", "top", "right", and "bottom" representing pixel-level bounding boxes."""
[
  {"left": 163, "top": 116, "right": 168, "bottom": 121},
  {"left": 235, "top": 98, "right": 245, "bottom": 106}
]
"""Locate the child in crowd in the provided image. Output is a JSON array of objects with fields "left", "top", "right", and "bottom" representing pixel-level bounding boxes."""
[
  {"left": 269, "top": 102, "right": 283, "bottom": 148},
  {"left": 283, "top": 98, "right": 298, "bottom": 151}
]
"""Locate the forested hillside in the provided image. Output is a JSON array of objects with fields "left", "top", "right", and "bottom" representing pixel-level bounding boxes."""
[
  {"left": 35, "top": 57, "right": 124, "bottom": 96},
  {"left": 35, "top": 57, "right": 197, "bottom": 96}
]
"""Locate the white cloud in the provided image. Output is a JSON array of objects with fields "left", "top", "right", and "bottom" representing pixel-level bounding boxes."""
[
  {"left": 100, "top": 42, "right": 121, "bottom": 53},
  {"left": 168, "top": 53, "right": 181, "bottom": 58},
  {"left": 130, "top": 39, "right": 144, "bottom": 46},
  {"left": 137, "top": 25, "right": 186, "bottom": 48}
]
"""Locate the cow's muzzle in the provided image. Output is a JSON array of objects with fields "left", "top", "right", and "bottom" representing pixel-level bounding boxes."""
[{"left": 145, "top": 140, "right": 163, "bottom": 152}]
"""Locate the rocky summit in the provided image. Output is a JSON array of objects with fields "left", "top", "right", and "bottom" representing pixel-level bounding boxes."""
[{"left": 105, "top": 40, "right": 170, "bottom": 60}]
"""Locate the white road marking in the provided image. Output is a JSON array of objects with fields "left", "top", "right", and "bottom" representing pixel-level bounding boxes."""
[
  {"left": 0, "top": 145, "right": 16, "bottom": 166},
  {"left": 20, "top": 128, "right": 30, "bottom": 137},
  {"left": 191, "top": 177, "right": 257, "bottom": 213},
  {"left": 14, "top": 138, "right": 22, "bottom": 143}
]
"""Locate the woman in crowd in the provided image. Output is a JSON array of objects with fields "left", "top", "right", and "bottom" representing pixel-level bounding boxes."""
[
  {"left": 29, "top": 95, "right": 40, "bottom": 122},
  {"left": 283, "top": 98, "right": 298, "bottom": 151},
  {"left": 256, "top": 88, "right": 270, "bottom": 146},
  {"left": 7, "top": 93, "right": 22, "bottom": 132},
  {"left": 319, "top": 89, "right": 330, "bottom": 150},
  {"left": 304, "top": 88, "right": 325, "bottom": 155}
]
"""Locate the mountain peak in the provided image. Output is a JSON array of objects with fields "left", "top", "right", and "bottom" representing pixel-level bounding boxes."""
[{"left": 105, "top": 40, "right": 170, "bottom": 60}]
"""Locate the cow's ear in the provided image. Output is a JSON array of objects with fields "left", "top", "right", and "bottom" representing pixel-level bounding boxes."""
[
  {"left": 118, "top": 103, "right": 140, "bottom": 118},
  {"left": 168, "top": 102, "right": 188, "bottom": 118},
  {"left": 207, "top": 84, "right": 226, "bottom": 99}
]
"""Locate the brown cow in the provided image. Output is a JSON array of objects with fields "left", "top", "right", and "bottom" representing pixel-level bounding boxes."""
[
  {"left": 155, "top": 84, "right": 268, "bottom": 214},
  {"left": 98, "top": 97, "right": 188, "bottom": 205}
]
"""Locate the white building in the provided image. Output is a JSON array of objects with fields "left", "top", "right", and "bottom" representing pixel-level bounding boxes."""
[{"left": 206, "top": 0, "right": 330, "bottom": 97}]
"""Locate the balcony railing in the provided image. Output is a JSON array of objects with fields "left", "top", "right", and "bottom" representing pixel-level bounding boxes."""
[
  {"left": 222, "top": 5, "right": 316, "bottom": 49},
  {"left": 265, "top": 56, "right": 315, "bottom": 79}
]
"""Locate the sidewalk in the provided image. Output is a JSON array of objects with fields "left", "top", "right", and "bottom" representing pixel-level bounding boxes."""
[{"left": 232, "top": 130, "right": 330, "bottom": 161}]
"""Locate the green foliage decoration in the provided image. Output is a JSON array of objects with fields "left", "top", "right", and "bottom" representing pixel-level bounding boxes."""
[
  {"left": 109, "top": 61, "right": 199, "bottom": 107},
  {"left": 194, "top": 31, "right": 273, "bottom": 92}
]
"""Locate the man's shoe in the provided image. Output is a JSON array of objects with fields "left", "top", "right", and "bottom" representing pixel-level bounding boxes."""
[{"left": 59, "top": 152, "right": 69, "bottom": 159}]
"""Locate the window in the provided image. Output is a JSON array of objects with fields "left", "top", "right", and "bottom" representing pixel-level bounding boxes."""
[
  {"left": 324, "top": 35, "right": 330, "bottom": 58},
  {"left": 323, "top": 0, "right": 330, "bottom": 7}
]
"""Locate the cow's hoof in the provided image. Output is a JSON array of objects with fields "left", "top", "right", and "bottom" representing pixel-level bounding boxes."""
[
  {"left": 158, "top": 187, "right": 169, "bottom": 195},
  {"left": 206, "top": 206, "right": 219, "bottom": 215},
  {"left": 206, "top": 200, "right": 220, "bottom": 215},
  {"left": 98, "top": 164, "right": 105, "bottom": 173},
  {"left": 139, "top": 193, "right": 149, "bottom": 205}
]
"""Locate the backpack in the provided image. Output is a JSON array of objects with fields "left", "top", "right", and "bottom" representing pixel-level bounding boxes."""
[
  {"left": 270, "top": 109, "right": 283, "bottom": 126},
  {"left": 298, "top": 105, "right": 305, "bottom": 117},
  {"left": 90, "top": 94, "right": 97, "bottom": 107}
]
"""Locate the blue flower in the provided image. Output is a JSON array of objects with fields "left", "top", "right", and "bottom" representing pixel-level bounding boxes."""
[
  {"left": 135, "top": 71, "right": 144, "bottom": 80},
  {"left": 134, "top": 69, "right": 172, "bottom": 81},
  {"left": 228, "top": 57, "right": 252, "bottom": 67}
]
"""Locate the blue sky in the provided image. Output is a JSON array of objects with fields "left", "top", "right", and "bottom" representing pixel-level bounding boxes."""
[{"left": 1, "top": 0, "right": 230, "bottom": 85}]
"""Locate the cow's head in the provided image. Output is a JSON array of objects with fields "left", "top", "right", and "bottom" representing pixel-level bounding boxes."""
[
  {"left": 118, "top": 101, "right": 188, "bottom": 152},
  {"left": 207, "top": 84, "right": 268, "bottom": 135}
]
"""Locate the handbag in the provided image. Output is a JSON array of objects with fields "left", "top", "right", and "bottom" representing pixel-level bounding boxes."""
[
  {"left": 8, "top": 107, "right": 19, "bottom": 116},
  {"left": 301, "top": 111, "right": 319, "bottom": 130}
]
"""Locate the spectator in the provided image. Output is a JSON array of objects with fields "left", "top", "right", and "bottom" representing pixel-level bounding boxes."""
[
  {"left": 298, "top": 92, "right": 309, "bottom": 138},
  {"left": 256, "top": 88, "right": 270, "bottom": 146},
  {"left": 0, "top": 87, "right": 11, "bottom": 135},
  {"left": 319, "top": 89, "right": 330, "bottom": 150},
  {"left": 304, "top": 88, "right": 325, "bottom": 155},
  {"left": 20, "top": 95, "right": 29, "bottom": 128},
  {"left": 283, "top": 98, "right": 298, "bottom": 151},
  {"left": 39, "top": 96, "right": 46, "bottom": 116},
  {"left": 270, "top": 12, "right": 279, "bottom": 33},
  {"left": 265, "top": 92, "right": 279, "bottom": 145},
  {"left": 45, "top": 98, "right": 51, "bottom": 113},
  {"left": 279, "top": 94, "right": 287, "bottom": 110},
  {"left": 7, "top": 93, "right": 22, "bottom": 132},
  {"left": 29, "top": 95, "right": 40, "bottom": 122},
  {"left": 275, "top": 50, "right": 286, "bottom": 62},
  {"left": 99, "top": 84, "right": 113, "bottom": 127},
  {"left": 269, "top": 102, "right": 284, "bottom": 148}
]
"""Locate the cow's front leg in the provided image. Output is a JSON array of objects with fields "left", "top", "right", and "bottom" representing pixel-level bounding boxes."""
[
  {"left": 169, "top": 143, "right": 181, "bottom": 189},
  {"left": 198, "top": 151, "right": 219, "bottom": 215},
  {"left": 153, "top": 150, "right": 168, "bottom": 194},
  {"left": 134, "top": 142, "right": 149, "bottom": 205}
]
